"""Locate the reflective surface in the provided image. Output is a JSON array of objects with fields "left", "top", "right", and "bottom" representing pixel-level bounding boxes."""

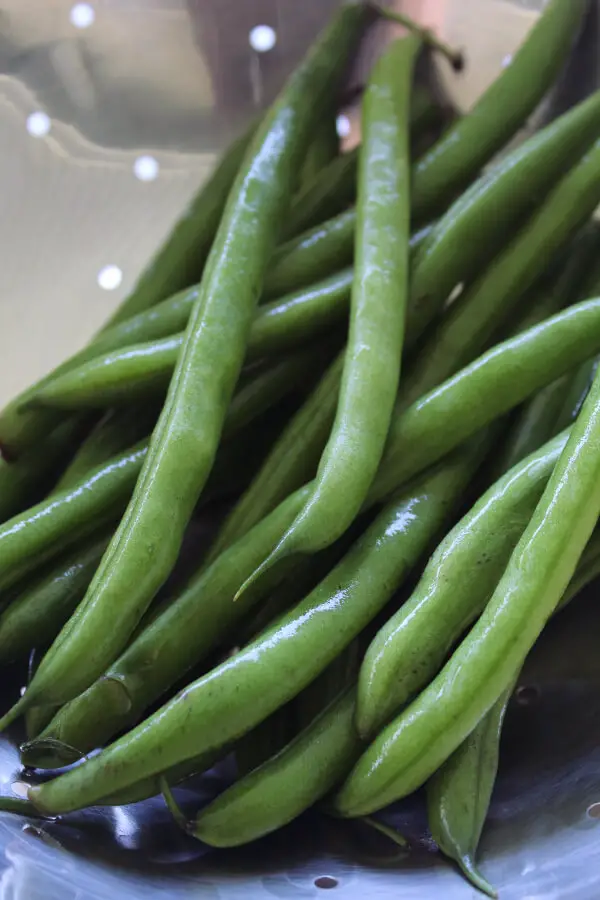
[{"left": 1, "top": 1, "right": 600, "bottom": 897}]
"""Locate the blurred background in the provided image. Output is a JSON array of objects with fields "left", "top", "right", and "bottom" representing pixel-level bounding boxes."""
[{"left": 0, "top": 0, "right": 543, "bottom": 406}]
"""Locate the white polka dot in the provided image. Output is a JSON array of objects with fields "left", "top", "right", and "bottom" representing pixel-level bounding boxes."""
[
  {"left": 26, "top": 111, "right": 51, "bottom": 137},
  {"left": 502, "top": 53, "right": 513, "bottom": 68},
  {"left": 133, "top": 155, "right": 159, "bottom": 182},
  {"left": 336, "top": 114, "right": 351, "bottom": 139},
  {"left": 249, "top": 25, "right": 277, "bottom": 53},
  {"left": 70, "top": 3, "right": 95, "bottom": 28},
  {"left": 97, "top": 265, "right": 123, "bottom": 291}
]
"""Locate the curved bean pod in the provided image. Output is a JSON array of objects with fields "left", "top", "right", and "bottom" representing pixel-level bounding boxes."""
[
  {"left": 370, "top": 298, "right": 600, "bottom": 504},
  {"left": 0, "top": 441, "right": 147, "bottom": 602},
  {"left": 166, "top": 688, "right": 362, "bottom": 847},
  {"left": 0, "top": 530, "right": 112, "bottom": 663},
  {"left": 357, "top": 428, "right": 569, "bottom": 738},
  {"left": 248, "top": 35, "right": 422, "bottom": 579},
  {"left": 27, "top": 273, "right": 352, "bottom": 410},
  {"left": 426, "top": 684, "right": 514, "bottom": 900}
]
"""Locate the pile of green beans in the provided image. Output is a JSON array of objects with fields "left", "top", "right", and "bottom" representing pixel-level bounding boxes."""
[{"left": 1, "top": 3, "right": 600, "bottom": 897}]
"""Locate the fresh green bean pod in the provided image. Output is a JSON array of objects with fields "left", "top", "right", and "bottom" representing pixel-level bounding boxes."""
[
  {"left": 426, "top": 684, "right": 514, "bottom": 900},
  {"left": 165, "top": 687, "right": 362, "bottom": 847},
  {"left": 265, "top": 210, "right": 357, "bottom": 298},
  {"left": 27, "top": 275, "right": 351, "bottom": 410},
  {"left": 409, "top": 0, "right": 588, "bottom": 221},
  {"left": 26, "top": 439, "right": 488, "bottom": 814},
  {"left": 53, "top": 406, "right": 158, "bottom": 493},
  {"left": 206, "top": 351, "right": 344, "bottom": 563},
  {"left": 334, "top": 361, "right": 600, "bottom": 818},
  {"left": 0, "top": 531, "right": 112, "bottom": 663},
  {"left": 370, "top": 298, "right": 600, "bottom": 503},
  {"left": 0, "top": 418, "right": 89, "bottom": 523},
  {"left": 400, "top": 137, "right": 600, "bottom": 410},
  {"left": 357, "top": 428, "right": 569, "bottom": 738},
  {"left": 409, "top": 91, "right": 600, "bottom": 345},
  {"left": 0, "top": 441, "right": 147, "bottom": 600},
  {"left": 249, "top": 35, "right": 421, "bottom": 578},
  {"left": 298, "top": 116, "right": 339, "bottom": 190},
  {"left": 283, "top": 85, "right": 443, "bottom": 240}
]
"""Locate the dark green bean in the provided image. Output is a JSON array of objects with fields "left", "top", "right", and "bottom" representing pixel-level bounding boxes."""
[
  {"left": 298, "top": 115, "right": 339, "bottom": 190},
  {"left": 165, "top": 687, "right": 362, "bottom": 847},
  {"left": 53, "top": 406, "right": 158, "bottom": 493},
  {"left": 27, "top": 275, "right": 351, "bottom": 410},
  {"left": 409, "top": 0, "right": 588, "bottom": 221},
  {"left": 247, "top": 35, "right": 422, "bottom": 580},
  {"left": 0, "top": 441, "right": 147, "bottom": 602},
  {"left": 0, "top": 531, "right": 112, "bottom": 663},
  {"left": 426, "top": 684, "right": 513, "bottom": 900},
  {"left": 0, "top": 419, "right": 89, "bottom": 523}
]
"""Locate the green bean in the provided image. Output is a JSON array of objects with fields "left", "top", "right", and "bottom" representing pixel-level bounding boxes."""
[
  {"left": 426, "top": 683, "right": 514, "bottom": 900},
  {"left": 247, "top": 35, "right": 421, "bottom": 582},
  {"left": 409, "top": 0, "right": 588, "bottom": 221},
  {"left": 26, "top": 439, "right": 487, "bottom": 814},
  {"left": 27, "top": 275, "right": 352, "bottom": 410},
  {"left": 298, "top": 116, "right": 339, "bottom": 190},
  {"left": 221, "top": 345, "right": 335, "bottom": 440},
  {"left": 100, "top": 748, "right": 224, "bottom": 807},
  {"left": 53, "top": 406, "right": 158, "bottom": 493},
  {"left": 333, "top": 361, "right": 600, "bottom": 818},
  {"left": 409, "top": 91, "right": 600, "bottom": 345},
  {"left": 265, "top": 216, "right": 431, "bottom": 301},
  {"left": 235, "top": 703, "right": 298, "bottom": 780},
  {"left": 0, "top": 530, "right": 112, "bottom": 663},
  {"left": 0, "top": 441, "right": 147, "bottom": 603},
  {"left": 205, "top": 352, "right": 344, "bottom": 564},
  {"left": 16, "top": 7, "right": 372, "bottom": 721},
  {"left": 0, "top": 419, "right": 88, "bottom": 523},
  {"left": 282, "top": 86, "right": 444, "bottom": 241},
  {"left": 494, "top": 378, "right": 574, "bottom": 476},
  {"left": 164, "top": 687, "right": 362, "bottom": 847},
  {"left": 20, "top": 487, "right": 312, "bottom": 768},
  {"left": 357, "top": 428, "right": 569, "bottom": 738},
  {"left": 370, "top": 298, "right": 600, "bottom": 503},
  {"left": 400, "top": 138, "right": 600, "bottom": 410}
]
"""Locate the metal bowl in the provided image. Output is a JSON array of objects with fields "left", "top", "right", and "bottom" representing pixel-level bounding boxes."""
[{"left": 0, "top": 2, "right": 599, "bottom": 897}]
